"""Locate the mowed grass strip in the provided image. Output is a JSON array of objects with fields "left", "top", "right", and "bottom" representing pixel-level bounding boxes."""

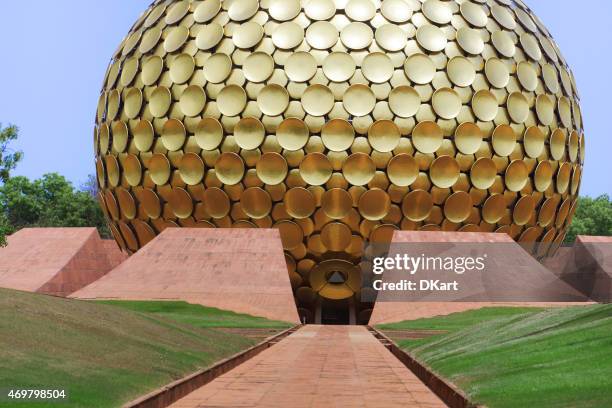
[
  {"left": 0, "top": 289, "right": 287, "bottom": 408},
  {"left": 379, "top": 305, "right": 612, "bottom": 408},
  {"left": 95, "top": 300, "right": 292, "bottom": 329}
]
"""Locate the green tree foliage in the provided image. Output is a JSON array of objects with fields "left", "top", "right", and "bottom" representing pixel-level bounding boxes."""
[
  {"left": 565, "top": 195, "right": 612, "bottom": 243},
  {"left": 0, "top": 173, "right": 109, "bottom": 239},
  {"left": 0, "top": 124, "right": 23, "bottom": 183}
]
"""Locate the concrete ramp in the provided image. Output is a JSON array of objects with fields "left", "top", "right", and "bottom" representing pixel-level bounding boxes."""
[
  {"left": 369, "top": 231, "right": 587, "bottom": 325},
  {"left": 0, "top": 228, "right": 124, "bottom": 296},
  {"left": 71, "top": 228, "right": 300, "bottom": 323}
]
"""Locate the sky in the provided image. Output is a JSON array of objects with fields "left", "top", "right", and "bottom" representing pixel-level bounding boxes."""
[{"left": 0, "top": 0, "right": 610, "bottom": 196}]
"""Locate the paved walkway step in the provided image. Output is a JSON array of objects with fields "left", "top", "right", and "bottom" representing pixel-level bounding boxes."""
[{"left": 169, "top": 325, "right": 445, "bottom": 408}]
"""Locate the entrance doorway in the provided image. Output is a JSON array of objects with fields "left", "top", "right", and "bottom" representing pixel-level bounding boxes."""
[{"left": 317, "top": 298, "right": 355, "bottom": 325}]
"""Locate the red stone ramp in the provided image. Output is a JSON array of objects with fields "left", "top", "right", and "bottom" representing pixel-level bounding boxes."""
[
  {"left": 0, "top": 228, "right": 121, "bottom": 296},
  {"left": 169, "top": 325, "right": 445, "bottom": 408},
  {"left": 571, "top": 236, "right": 612, "bottom": 302},
  {"left": 71, "top": 228, "right": 300, "bottom": 323},
  {"left": 369, "top": 231, "right": 588, "bottom": 325}
]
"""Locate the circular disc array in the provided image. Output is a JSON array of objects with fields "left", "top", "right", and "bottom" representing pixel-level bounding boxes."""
[{"left": 95, "top": 0, "right": 585, "bottom": 323}]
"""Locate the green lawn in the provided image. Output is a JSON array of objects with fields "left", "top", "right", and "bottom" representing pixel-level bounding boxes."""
[
  {"left": 0, "top": 289, "right": 290, "bottom": 408},
  {"left": 95, "top": 300, "right": 291, "bottom": 329},
  {"left": 379, "top": 305, "right": 612, "bottom": 408}
]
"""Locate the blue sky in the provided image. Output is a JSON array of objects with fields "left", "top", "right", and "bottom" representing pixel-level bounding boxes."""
[{"left": 0, "top": 1, "right": 610, "bottom": 196}]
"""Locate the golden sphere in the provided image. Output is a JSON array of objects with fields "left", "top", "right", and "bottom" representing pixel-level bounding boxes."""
[{"left": 95, "top": 0, "right": 585, "bottom": 317}]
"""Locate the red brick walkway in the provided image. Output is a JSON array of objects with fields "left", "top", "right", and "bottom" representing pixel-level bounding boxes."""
[{"left": 170, "top": 325, "right": 445, "bottom": 408}]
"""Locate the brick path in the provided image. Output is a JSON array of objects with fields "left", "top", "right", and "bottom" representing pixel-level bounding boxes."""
[{"left": 170, "top": 325, "right": 445, "bottom": 408}]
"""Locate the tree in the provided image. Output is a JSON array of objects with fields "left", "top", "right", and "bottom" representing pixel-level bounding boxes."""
[
  {"left": 0, "top": 173, "right": 109, "bottom": 239},
  {"left": 565, "top": 195, "right": 612, "bottom": 243},
  {"left": 0, "top": 124, "right": 23, "bottom": 183}
]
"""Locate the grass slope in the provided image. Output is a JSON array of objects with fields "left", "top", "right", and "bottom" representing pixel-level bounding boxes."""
[
  {"left": 379, "top": 305, "right": 612, "bottom": 408},
  {"left": 0, "top": 289, "right": 287, "bottom": 408},
  {"left": 95, "top": 300, "right": 291, "bottom": 329}
]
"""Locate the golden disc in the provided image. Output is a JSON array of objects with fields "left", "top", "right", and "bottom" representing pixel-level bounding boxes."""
[
  {"left": 300, "top": 153, "right": 333, "bottom": 186},
  {"left": 381, "top": 0, "right": 413, "bottom": 23},
  {"left": 195, "top": 118, "right": 223, "bottom": 150},
  {"left": 321, "top": 188, "right": 353, "bottom": 219},
  {"left": 404, "top": 53, "right": 435, "bottom": 85},
  {"left": 457, "top": 27, "right": 484, "bottom": 55},
  {"left": 124, "top": 87, "right": 143, "bottom": 119},
  {"left": 358, "top": 189, "right": 391, "bottom": 221},
  {"left": 491, "top": 30, "right": 516, "bottom": 58},
  {"left": 507, "top": 92, "right": 529, "bottom": 124},
  {"left": 447, "top": 56, "right": 476, "bottom": 87},
  {"left": 302, "top": 84, "right": 335, "bottom": 117},
  {"left": 389, "top": 86, "right": 420, "bottom": 118},
  {"left": 140, "top": 27, "right": 162, "bottom": 54},
  {"left": 132, "top": 220, "right": 156, "bottom": 247},
  {"left": 505, "top": 160, "right": 529, "bottom": 192},
  {"left": 258, "top": 84, "right": 290, "bottom": 116},
  {"left": 215, "top": 152, "right": 245, "bottom": 185},
  {"left": 165, "top": 1, "right": 189, "bottom": 24},
  {"left": 491, "top": 4, "right": 516, "bottom": 30},
  {"left": 402, "top": 190, "right": 433, "bottom": 222},
  {"left": 343, "top": 153, "right": 375, "bottom": 186},
  {"left": 169, "top": 187, "right": 194, "bottom": 219},
  {"left": 343, "top": 84, "right": 376, "bottom": 116},
  {"left": 550, "top": 129, "right": 566, "bottom": 161},
  {"left": 179, "top": 153, "right": 205, "bottom": 185},
  {"left": 444, "top": 192, "right": 472, "bottom": 223},
  {"left": 203, "top": 53, "right": 232, "bottom": 83},
  {"left": 233, "top": 21, "right": 264, "bottom": 49},
  {"left": 412, "top": 121, "right": 443, "bottom": 154},
  {"left": 536, "top": 94, "right": 554, "bottom": 126},
  {"left": 485, "top": 58, "right": 510, "bottom": 88},
  {"left": 305, "top": 21, "right": 338, "bottom": 49},
  {"left": 170, "top": 53, "right": 195, "bottom": 85},
  {"left": 422, "top": 0, "right": 452, "bottom": 24},
  {"left": 107, "top": 90, "right": 120, "bottom": 121},
  {"left": 430, "top": 156, "right": 460, "bottom": 188},
  {"left": 241, "top": 187, "right": 273, "bottom": 219},
  {"left": 112, "top": 121, "right": 128, "bottom": 153},
  {"left": 522, "top": 127, "right": 545, "bottom": 159},
  {"left": 432, "top": 87, "right": 462, "bottom": 119},
  {"left": 194, "top": 0, "right": 221, "bottom": 23},
  {"left": 257, "top": 152, "right": 288, "bottom": 185},
  {"left": 141, "top": 188, "right": 161, "bottom": 219},
  {"left": 164, "top": 26, "right": 189, "bottom": 53},
  {"left": 557, "top": 162, "right": 571, "bottom": 194},
  {"left": 304, "top": 0, "right": 335, "bottom": 20},
  {"left": 123, "top": 154, "right": 142, "bottom": 187},
  {"left": 542, "top": 63, "right": 559, "bottom": 94},
  {"left": 235, "top": 117, "right": 265, "bottom": 150},
  {"left": 119, "top": 221, "right": 138, "bottom": 251},
  {"left": 370, "top": 224, "right": 398, "bottom": 244},
  {"left": 323, "top": 52, "right": 356, "bottom": 82},
  {"left": 277, "top": 118, "right": 309, "bottom": 151},
  {"left": 416, "top": 24, "right": 447, "bottom": 52},
  {"left": 217, "top": 85, "right": 247, "bottom": 116},
  {"left": 180, "top": 85, "right": 206, "bottom": 117},
  {"left": 346, "top": 0, "right": 376, "bottom": 20},
  {"left": 285, "top": 52, "right": 317, "bottom": 82},
  {"left": 321, "top": 222, "right": 352, "bottom": 251},
  {"left": 492, "top": 125, "right": 516, "bottom": 157},
  {"left": 228, "top": 0, "right": 258, "bottom": 21},
  {"left": 558, "top": 97, "right": 572, "bottom": 128},
  {"left": 341, "top": 22, "right": 373, "bottom": 49},
  {"left": 149, "top": 153, "right": 171, "bottom": 185},
  {"left": 104, "top": 190, "right": 119, "bottom": 220},
  {"left": 284, "top": 187, "right": 316, "bottom": 219},
  {"left": 569, "top": 131, "right": 579, "bottom": 162},
  {"left": 276, "top": 220, "right": 304, "bottom": 250},
  {"left": 375, "top": 24, "right": 408, "bottom": 52},
  {"left": 116, "top": 188, "right": 136, "bottom": 220},
  {"left": 470, "top": 157, "right": 497, "bottom": 190},
  {"left": 455, "top": 122, "right": 483, "bottom": 155},
  {"left": 517, "top": 61, "right": 538, "bottom": 92},
  {"left": 322, "top": 119, "right": 355, "bottom": 152},
  {"left": 460, "top": 1, "right": 488, "bottom": 27},
  {"left": 482, "top": 194, "right": 506, "bottom": 224},
  {"left": 538, "top": 197, "right": 558, "bottom": 227},
  {"left": 149, "top": 86, "right": 171, "bottom": 118},
  {"left": 472, "top": 90, "right": 498, "bottom": 121},
  {"left": 203, "top": 187, "right": 230, "bottom": 218},
  {"left": 520, "top": 32, "right": 542, "bottom": 61},
  {"left": 162, "top": 119, "right": 186, "bottom": 151},
  {"left": 142, "top": 56, "right": 164, "bottom": 86},
  {"left": 243, "top": 52, "right": 274, "bottom": 83},
  {"left": 387, "top": 154, "right": 418, "bottom": 187},
  {"left": 513, "top": 195, "right": 535, "bottom": 226},
  {"left": 368, "top": 120, "right": 400, "bottom": 153}
]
